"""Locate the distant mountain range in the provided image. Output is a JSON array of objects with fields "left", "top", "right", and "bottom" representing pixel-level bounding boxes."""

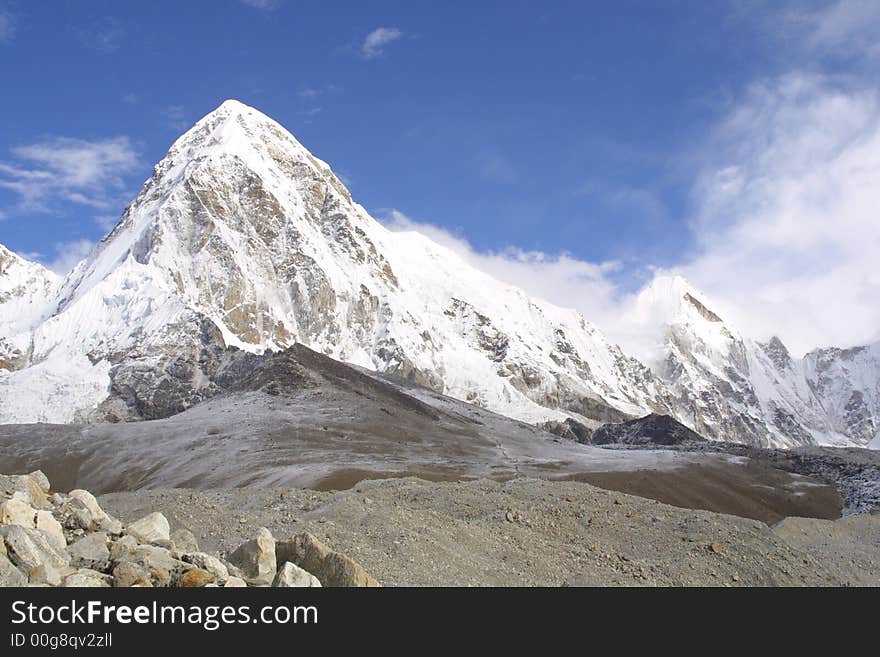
[{"left": 1, "top": 100, "right": 877, "bottom": 449}]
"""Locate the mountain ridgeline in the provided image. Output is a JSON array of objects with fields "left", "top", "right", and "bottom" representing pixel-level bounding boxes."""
[{"left": 0, "top": 100, "right": 877, "bottom": 449}]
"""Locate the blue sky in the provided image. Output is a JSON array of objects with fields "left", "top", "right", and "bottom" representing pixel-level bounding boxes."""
[{"left": 1, "top": 0, "right": 879, "bottom": 353}]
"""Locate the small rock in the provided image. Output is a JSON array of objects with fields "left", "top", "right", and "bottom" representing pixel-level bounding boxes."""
[
  {"left": 126, "top": 512, "right": 170, "bottom": 545},
  {"left": 179, "top": 568, "right": 215, "bottom": 588},
  {"left": 68, "top": 533, "right": 110, "bottom": 571},
  {"left": 182, "top": 552, "right": 228, "bottom": 580},
  {"left": 223, "top": 576, "right": 248, "bottom": 588},
  {"left": 709, "top": 543, "right": 724, "bottom": 554},
  {"left": 228, "top": 527, "right": 276, "bottom": 586},
  {"left": 273, "top": 561, "right": 321, "bottom": 587},
  {"left": 63, "top": 569, "right": 111, "bottom": 587}
]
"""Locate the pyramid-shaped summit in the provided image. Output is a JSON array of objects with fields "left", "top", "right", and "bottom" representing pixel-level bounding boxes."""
[{"left": 0, "top": 101, "right": 670, "bottom": 426}]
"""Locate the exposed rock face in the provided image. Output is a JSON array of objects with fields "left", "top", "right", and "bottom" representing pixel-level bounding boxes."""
[{"left": 590, "top": 414, "right": 707, "bottom": 446}]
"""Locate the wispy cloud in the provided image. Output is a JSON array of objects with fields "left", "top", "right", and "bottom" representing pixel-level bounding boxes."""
[
  {"left": 240, "top": 0, "right": 280, "bottom": 9},
  {"left": 0, "top": 9, "right": 15, "bottom": 44},
  {"left": 161, "top": 105, "right": 189, "bottom": 132},
  {"left": 76, "top": 17, "right": 125, "bottom": 53},
  {"left": 95, "top": 214, "right": 120, "bottom": 232},
  {"left": 0, "top": 136, "right": 139, "bottom": 213},
  {"left": 122, "top": 92, "right": 138, "bottom": 105},
  {"left": 45, "top": 239, "right": 94, "bottom": 275},
  {"left": 361, "top": 27, "right": 402, "bottom": 59},
  {"left": 780, "top": 0, "right": 880, "bottom": 60}
]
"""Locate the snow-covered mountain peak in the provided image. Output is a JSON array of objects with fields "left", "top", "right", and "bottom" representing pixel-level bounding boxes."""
[{"left": 632, "top": 275, "right": 727, "bottom": 328}]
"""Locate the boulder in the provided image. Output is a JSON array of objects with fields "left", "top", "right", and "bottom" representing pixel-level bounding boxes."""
[
  {"left": 126, "top": 512, "right": 170, "bottom": 544},
  {"left": 34, "top": 511, "right": 66, "bottom": 551},
  {"left": 63, "top": 569, "right": 111, "bottom": 587},
  {"left": 171, "top": 529, "right": 199, "bottom": 553},
  {"left": 28, "top": 471, "right": 50, "bottom": 494},
  {"left": 29, "top": 563, "right": 67, "bottom": 587},
  {"left": 112, "top": 561, "right": 153, "bottom": 587},
  {"left": 123, "top": 545, "right": 185, "bottom": 587},
  {"left": 0, "top": 525, "right": 70, "bottom": 572},
  {"left": 0, "top": 498, "right": 36, "bottom": 528},
  {"left": 0, "top": 552, "right": 26, "bottom": 586},
  {"left": 179, "top": 568, "right": 214, "bottom": 588},
  {"left": 68, "top": 533, "right": 110, "bottom": 571},
  {"left": 0, "top": 474, "right": 48, "bottom": 508},
  {"left": 228, "top": 527, "right": 276, "bottom": 586},
  {"left": 69, "top": 490, "right": 107, "bottom": 523},
  {"left": 223, "top": 576, "right": 248, "bottom": 587},
  {"left": 60, "top": 498, "right": 96, "bottom": 532},
  {"left": 182, "top": 552, "right": 228, "bottom": 580},
  {"left": 276, "top": 532, "right": 379, "bottom": 587},
  {"left": 273, "top": 561, "right": 321, "bottom": 587},
  {"left": 110, "top": 535, "right": 139, "bottom": 561}
]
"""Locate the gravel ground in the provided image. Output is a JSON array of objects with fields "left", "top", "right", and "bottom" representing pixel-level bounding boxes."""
[{"left": 100, "top": 477, "right": 880, "bottom": 587}]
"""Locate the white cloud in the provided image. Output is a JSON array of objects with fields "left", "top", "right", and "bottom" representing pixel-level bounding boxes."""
[
  {"left": 161, "top": 105, "right": 189, "bottom": 131},
  {"left": 95, "top": 215, "right": 120, "bottom": 232},
  {"left": 781, "top": 0, "right": 880, "bottom": 60},
  {"left": 0, "top": 10, "right": 15, "bottom": 44},
  {"left": 45, "top": 239, "right": 94, "bottom": 275},
  {"left": 382, "top": 208, "right": 629, "bottom": 333},
  {"left": 677, "top": 72, "right": 880, "bottom": 354},
  {"left": 0, "top": 136, "right": 139, "bottom": 212},
  {"left": 362, "top": 27, "right": 402, "bottom": 59}
]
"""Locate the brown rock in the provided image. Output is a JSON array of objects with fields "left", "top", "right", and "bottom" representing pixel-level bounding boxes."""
[
  {"left": 179, "top": 568, "right": 215, "bottom": 588},
  {"left": 276, "top": 532, "right": 379, "bottom": 587}
]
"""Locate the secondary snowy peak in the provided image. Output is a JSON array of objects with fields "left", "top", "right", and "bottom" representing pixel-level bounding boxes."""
[
  {"left": 0, "top": 245, "right": 60, "bottom": 371},
  {"left": 1, "top": 100, "right": 670, "bottom": 425},
  {"left": 628, "top": 275, "right": 878, "bottom": 448}
]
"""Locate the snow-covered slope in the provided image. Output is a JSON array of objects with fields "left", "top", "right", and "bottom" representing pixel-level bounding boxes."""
[
  {"left": 0, "top": 245, "right": 60, "bottom": 372},
  {"left": 0, "top": 100, "right": 670, "bottom": 425},
  {"left": 626, "top": 275, "right": 879, "bottom": 448}
]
